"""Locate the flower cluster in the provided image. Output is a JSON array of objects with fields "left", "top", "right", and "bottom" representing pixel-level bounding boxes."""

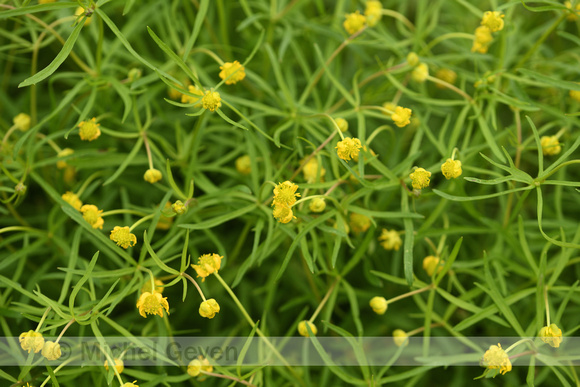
[
  {"left": 219, "top": 61, "right": 246, "bottom": 85},
  {"left": 336, "top": 137, "right": 363, "bottom": 161},
  {"left": 78, "top": 117, "right": 101, "bottom": 141},
  {"left": 110, "top": 226, "right": 137, "bottom": 249},
  {"left": 191, "top": 253, "right": 223, "bottom": 281},
  {"left": 378, "top": 229, "right": 402, "bottom": 250},
  {"left": 409, "top": 167, "right": 431, "bottom": 190},
  {"left": 391, "top": 106, "right": 412, "bottom": 128},
  {"left": 482, "top": 343, "right": 512, "bottom": 375},
  {"left": 472, "top": 11, "right": 504, "bottom": 54},
  {"left": 136, "top": 291, "right": 170, "bottom": 318}
]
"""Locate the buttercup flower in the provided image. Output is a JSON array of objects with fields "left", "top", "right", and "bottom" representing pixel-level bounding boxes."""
[
  {"left": 110, "top": 226, "right": 137, "bottom": 249},
  {"left": 141, "top": 278, "right": 165, "bottom": 294},
  {"left": 336, "top": 137, "right": 363, "bottom": 161},
  {"left": 13, "top": 113, "right": 31, "bottom": 131},
  {"left": 411, "top": 62, "right": 429, "bottom": 83},
  {"left": 273, "top": 181, "right": 300, "bottom": 207},
  {"left": 78, "top": 118, "right": 100, "bottom": 141},
  {"left": 391, "top": 106, "right": 412, "bottom": 127},
  {"left": 540, "top": 323, "right": 563, "bottom": 348},
  {"left": 273, "top": 204, "right": 295, "bottom": 223},
  {"left": 235, "top": 155, "right": 252, "bottom": 175},
  {"left": 136, "top": 292, "right": 169, "bottom": 318},
  {"left": 191, "top": 253, "right": 223, "bottom": 280},
  {"left": 181, "top": 85, "right": 203, "bottom": 105},
  {"left": 104, "top": 358, "right": 124, "bottom": 374},
  {"left": 57, "top": 148, "right": 74, "bottom": 169},
  {"left": 349, "top": 213, "right": 371, "bottom": 233},
  {"left": 441, "top": 158, "right": 462, "bottom": 179},
  {"left": 219, "top": 61, "right": 246, "bottom": 85},
  {"left": 199, "top": 299, "right": 220, "bottom": 319},
  {"left": 335, "top": 117, "right": 349, "bottom": 132},
  {"left": 378, "top": 229, "right": 402, "bottom": 251},
  {"left": 62, "top": 191, "right": 82, "bottom": 211},
  {"left": 481, "top": 11, "right": 505, "bottom": 32},
  {"left": 144, "top": 168, "right": 162, "bottom": 183},
  {"left": 187, "top": 358, "right": 202, "bottom": 377},
  {"left": 303, "top": 157, "right": 326, "bottom": 183},
  {"left": 435, "top": 68, "right": 457, "bottom": 88},
  {"left": 540, "top": 136, "right": 561, "bottom": 156},
  {"left": 20, "top": 330, "right": 44, "bottom": 353},
  {"left": 202, "top": 90, "right": 222, "bottom": 112},
  {"left": 472, "top": 26, "right": 493, "bottom": 54},
  {"left": 370, "top": 296, "right": 388, "bottom": 315},
  {"left": 172, "top": 200, "right": 187, "bottom": 214},
  {"left": 343, "top": 11, "right": 366, "bottom": 34},
  {"left": 423, "top": 256, "right": 444, "bottom": 276},
  {"left": 407, "top": 52, "right": 419, "bottom": 67},
  {"left": 81, "top": 204, "right": 104, "bottom": 229},
  {"left": 41, "top": 341, "right": 61, "bottom": 360},
  {"left": 409, "top": 167, "right": 431, "bottom": 190},
  {"left": 298, "top": 321, "right": 317, "bottom": 337},
  {"left": 482, "top": 343, "right": 512, "bottom": 375},
  {"left": 309, "top": 198, "right": 326, "bottom": 213},
  {"left": 364, "top": 0, "right": 382, "bottom": 27},
  {"left": 122, "top": 381, "right": 139, "bottom": 387},
  {"left": 393, "top": 329, "right": 409, "bottom": 347}
]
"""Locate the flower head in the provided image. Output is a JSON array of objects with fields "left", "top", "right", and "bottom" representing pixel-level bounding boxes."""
[
  {"left": 336, "top": 137, "right": 363, "bottom": 161},
  {"left": 172, "top": 200, "right": 188, "bottom": 214},
  {"left": 378, "top": 229, "right": 402, "bottom": 251},
  {"left": 62, "top": 191, "right": 82, "bottom": 211},
  {"left": 540, "top": 323, "right": 563, "bottom": 348},
  {"left": 202, "top": 90, "right": 222, "bottom": 112},
  {"left": 364, "top": 0, "right": 382, "bottom": 26},
  {"left": 481, "top": 11, "right": 505, "bottom": 32},
  {"left": 370, "top": 296, "right": 388, "bottom": 315},
  {"left": 110, "top": 226, "right": 137, "bottom": 249},
  {"left": 540, "top": 136, "right": 561, "bottom": 156},
  {"left": 75, "top": 6, "right": 92, "bottom": 26},
  {"left": 41, "top": 341, "right": 61, "bottom": 360},
  {"left": 136, "top": 292, "right": 169, "bottom": 318},
  {"left": 482, "top": 343, "right": 512, "bottom": 375},
  {"left": 409, "top": 167, "right": 431, "bottom": 190},
  {"left": 188, "top": 356, "right": 212, "bottom": 377},
  {"left": 235, "top": 155, "right": 252, "bottom": 175},
  {"left": 273, "top": 205, "right": 295, "bottom": 223},
  {"left": 78, "top": 118, "right": 100, "bottom": 141},
  {"left": 57, "top": 148, "right": 74, "bottom": 169},
  {"left": 335, "top": 117, "right": 349, "bottom": 132},
  {"left": 104, "top": 358, "right": 124, "bottom": 374},
  {"left": 393, "top": 329, "right": 409, "bottom": 347},
  {"left": 349, "top": 213, "right": 371, "bottom": 234},
  {"left": 406, "top": 52, "right": 419, "bottom": 67},
  {"left": 13, "top": 113, "right": 31, "bottom": 131},
  {"left": 435, "top": 68, "right": 457, "bottom": 88},
  {"left": 423, "top": 255, "right": 444, "bottom": 276},
  {"left": 20, "top": 330, "right": 44, "bottom": 353},
  {"left": 141, "top": 279, "right": 164, "bottom": 294},
  {"left": 122, "top": 382, "right": 139, "bottom": 387},
  {"left": 144, "top": 168, "right": 162, "bottom": 184},
  {"left": 273, "top": 181, "right": 300, "bottom": 207},
  {"left": 219, "top": 61, "right": 246, "bottom": 85},
  {"left": 472, "top": 26, "right": 493, "bottom": 54},
  {"left": 298, "top": 321, "right": 317, "bottom": 337},
  {"left": 309, "top": 198, "right": 326, "bottom": 213},
  {"left": 181, "top": 85, "right": 203, "bottom": 105},
  {"left": 191, "top": 253, "right": 223, "bottom": 280},
  {"left": 81, "top": 204, "right": 104, "bottom": 229},
  {"left": 391, "top": 106, "right": 412, "bottom": 128},
  {"left": 343, "top": 11, "right": 366, "bottom": 35},
  {"left": 411, "top": 62, "right": 429, "bottom": 83},
  {"left": 441, "top": 158, "right": 462, "bottom": 179},
  {"left": 199, "top": 298, "right": 220, "bottom": 319},
  {"left": 303, "top": 158, "right": 326, "bottom": 183}
]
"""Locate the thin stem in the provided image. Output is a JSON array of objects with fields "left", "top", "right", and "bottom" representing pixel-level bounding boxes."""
[
  {"left": 201, "top": 370, "right": 257, "bottom": 387},
  {"left": 505, "top": 338, "right": 535, "bottom": 354},
  {"left": 380, "top": 9, "right": 415, "bottom": 31},
  {"left": 182, "top": 272, "right": 207, "bottom": 301},
  {"left": 142, "top": 132, "right": 154, "bottom": 170},
  {"left": 514, "top": 14, "right": 567, "bottom": 69},
  {"left": 56, "top": 319, "right": 75, "bottom": 343},
  {"left": 386, "top": 285, "right": 433, "bottom": 305},
  {"left": 129, "top": 214, "right": 155, "bottom": 232},
  {"left": 309, "top": 278, "right": 339, "bottom": 322},
  {"left": 544, "top": 286, "right": 551, "bottom": 326},
  {"left": 101, "top": 209, "right": 149, "bottom": 217},
  {"left": 36, "top": 307, "right": 52, "bottom": 333},
  {"left": 407, "top": 322, "right": 442, "bottom": 337},
  {"left": 426, "top": 75, "right": 473, "bottom": 103},
  {"left": 1, "top": 125, "right": 18, "bottom": 147},
  {"left": 290, "top": 131, "right": 337, "bottom": 181}
]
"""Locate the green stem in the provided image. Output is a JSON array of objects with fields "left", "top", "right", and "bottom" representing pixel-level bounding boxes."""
[
  {"left": 309, "top": 277, "right": 339, "bottom": 322},
  {"left": 514, "top": 14, "right": 566, "bottom": 69},
  {"left": 129, "top": 214, "right": 155, "bottom": 232}
]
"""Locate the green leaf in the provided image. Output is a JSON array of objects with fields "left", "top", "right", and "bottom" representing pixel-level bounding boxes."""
[
  {"left": 179, "top": 204, "right": 256, "bottom": 230},
  {"left": 0, "top": 2, "right": 77, "bottom": 20},
  {"left": 518, "top": 68, "right": 580, "bottom": 90},
  {"left": 103, "top": 136, "right": 143, "bottom": 185},
  {"left": 143, "top": 230, "right": 180, "bottom": 274},
  {"left": 68, "top": 251, "right": 99, "bottom": 321},
  {"left": 433, "top": 186, "right": 533, "bottom": 201},
  {"left": 182, "top": 0, "right": 210, "bottom": 60}
]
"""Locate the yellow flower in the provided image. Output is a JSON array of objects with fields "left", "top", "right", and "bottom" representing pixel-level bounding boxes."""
[
  {"left": 104, "top": 358, "right": 124, "bottom": 374},
  {"left": 141, "top": 278, "right": 165, "bottom": 294},
  {"left": 349, "top": 213, "right": 371, "bottom": 234},
  {"left": 391, "top": 106, "right": 412, "bottom": 127},
  {"left": 273, "top": 181, "right": 300, "bottom": 207},
  {"left": 570, "top": 89, "right": 580, "bottom": 102},
  {"left": 199, "top": 299, "right": 220, "bottom": 319},
  {"left": 540, "top": 323, "right": 563, "bottom": 348},
  {"left": 187, "top": 358, "right": 202, "bottom": 377},
  {"left": 566, "top": 1, "right": 580, "bottom": 21},
  {"left": 481, "top": 11, "right": 505, "bottom": 32},
  {"left": 441, "top": 158, "right": 462, "bottom": 179},
  {"left": 482, "top": 343, "right": 512, "bottom": 375},
  {"left": 472, "top": 26, "right": 493, "bottom": 54},
  {"left": 435, "top": 68, "right": 457, "bottom": 88},
  {"left": 298, "top": 321, "right": 317, "bottom": 337},
  {"left": 540, "top": 136, "right": 561, "bottom": 156},
  {"left": 378, "top": 229, "right": 402, "bottom": 251},
  {"left": 136, "top": 291, "right": 169, "bottom": 318},
  {"left": 406, "top": 52, "right": 419, "bottom": 67},
  {"left": 41, "top": 341, "right": 61, "bottom": 360},
  {"left": 78, "top": 117, "right": 100, "bottom": 141},
  {"left": 370, "top": 296, "right": 388, "bottom": 315},
  {"left": 143, "top": 168, "right": 162, "bottom": 184},
  {"left": 364, "top": 0, "right": 382, "bottom": 27},
  {"left": 110, "top": 226, "right": 137, "bottom": 249},
  {"left": 81, "top": 204, "right": 104, "bottom": 229},
  {"left": 343, "top": 11, "right": 366, "bottom": 35},
  {"left": 75, "top": 6, "right": 92, "bottom": 26},
  {"left": 181, "top": 85, "right": 203, "bottom": 105},
  {"left": 57, "top": 148, "right": 74, "bottom": 169},
  {"left": 172, "top": 200, "right": 188, "bottom": 214},
  {"left": 122, "top": 381, "right": 139, "bottom": 387},
  {"left": 423, "top": 255, "right": 444, "bottom": 276},
  {"left": 235, "top": 155, "right": 252, "bottom": 175},
  {"left": 411, "top": 62, "right": 429, "bottom": 83},
  {"left": 219, "top": 60, "right": 246, "bottom": 85},
  {"left": 191, "top": 253, "right": 223, "bottom": 280},
  {"left": 13, "top": 113, "right": 31, "bottom": 131},
  {"left": 202, "top": 90, "right": 222, "bottom": 112},
  {"left": 303, "top": 157, "right": 326, "bottom": 183},
  {"left": 62, "top": 191, "right": 82, "bottom": 211},
  {"left": 309, "top": 198, "right": 326, "bottom": 213},
  {"left": 273, "top": 204, "right": 295, "bottom": 223},
  {"left": 335, "top": 117, "right": 349, "bottom": 132},
  {"left": 393, "top": 329, "right": 409, "bottom": 347},
  {"left": 409, "top": 167, "right": 431, "bottom": 190},
  {"left": 19, "top": 330, "right": 44, "bottom": 353},
  {"left": 336, "top": 137, "right": 363, "bottom": 161}
]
